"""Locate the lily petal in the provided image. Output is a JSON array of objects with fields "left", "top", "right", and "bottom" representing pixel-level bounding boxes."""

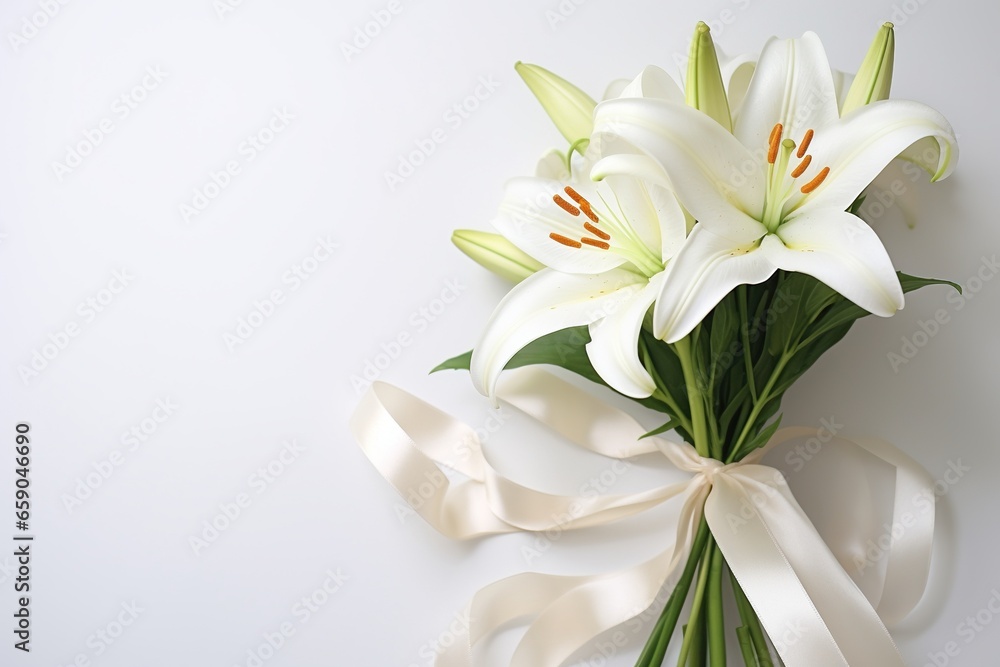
[
  {"left": 470, "top": 268, "right": 647, "bottom": 399},
  {"left": 653, "top": 224, "right": 775, "bottom": 343},
  {"left": 594, "top": 98, "right": 765, "bottom": 234},
  {"left": 832, "top": 68, "right": 856, "bottom": 112},
  {"left": 493, "top": 177, "right": 627, "bottom": 275},
  {"left": 791, "top": 99, "right": 958, "bottom": 217},
  {"left": 735, "top": 32, "right": 840, "bottom": 159},
  {"left": 534, "top": 148, "right": 572, "bottom": 181},
  {"left": 768, "top": 210, "right": 903, "bottom": 316},
  {"left": 590, "top": 153, "right": 695, "bottom": 258},
  {"left": 601, "top": 163, "right": 688, "bottom": 262},
  {"left": 619, "top": 65, "right": 684, "bottom": 102},
  {"left": 719, "top": 47, "right": 757, "bottom": 120},
  {"left": 586, "top": 272, "right": 666, "bottom": 398}
]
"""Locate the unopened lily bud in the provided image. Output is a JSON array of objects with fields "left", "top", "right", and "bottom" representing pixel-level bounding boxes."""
[
  {"left": 452, "top": 229, "right": 543, "bottom": 284},
  {"left": 685, "top": 21, "right": 733, "bottom": 132},
  {"left": 515, "top": 62, "right": 597, "bottom": 148},
  {"left": 842, "top": 22, "right": 895, "bottom": 115}
]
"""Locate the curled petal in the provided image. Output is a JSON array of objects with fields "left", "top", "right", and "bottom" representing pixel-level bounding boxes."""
[
  {"left": 769, "top": 210, "right": 903, "bottom": 316},
  {"left": 471, "top": 269, "right": 646, "bottom": 400},
  {"left": 792, "top": 99, "right": 958, "bottom": 217},
  {"left": 586, "top": 272, "right": 666, "bottom": 398},
  {"left": 654, "top": 225, "right": 774, "bottom": 343}
]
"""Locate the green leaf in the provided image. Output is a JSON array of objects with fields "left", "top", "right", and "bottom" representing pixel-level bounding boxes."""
[
  {"left": 898, "top": 271, "right": 962, "bottom": 295},
  {"left": 708, "top": 292, "right": 738, "bottom": 386},
  {"left": 641, "top": 418, "right": 683, "bottom": 440},
  {"left": 432, "top": 350, "right": 473, "bottom": 373},
  {"left": 734, "top": 415, "right": 783, "bottom": 461},
  {"left": 434, "top": 327, "right": 672, "bottom": 414}
]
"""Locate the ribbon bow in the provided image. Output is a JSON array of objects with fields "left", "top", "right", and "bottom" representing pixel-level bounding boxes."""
[{"left": 350, "top": 369, "right": 935, "bottom": 666}]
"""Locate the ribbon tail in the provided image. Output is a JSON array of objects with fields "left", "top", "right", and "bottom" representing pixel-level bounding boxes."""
[
  {"left": 706, "top": 466, "right": 905, "bottom": 667},
  {"left": 435, "top": 547, "right": 680, "bottom": 667},
  {"left": 847, "top": 436, "right": 935, "bottom": 624}
]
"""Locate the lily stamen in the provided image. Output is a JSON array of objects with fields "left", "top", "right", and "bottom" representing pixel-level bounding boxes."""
[
  {"left": 584, "top": 222, "right": 611, "bottom": 240},
  {"left": 563, "top": 186, "right": 586, "bottom": 205},
  {"left": 800, "top": 166, "right": 831, "bottom": 193},
  {"left": 564, "top": 186, "right": 600, "bottom": 223},
  {"left": 797, "top": 129, "right": 814, "bottom": 158},
  {"left": 549, "top": 233, "right": 582, "bottom": 248},
  {"left": 791, "top": 154, "right": 812, "bottom": 178},
  {"left": 581, "top": 238, "right": 611, "bottom": 249},
  {"left": 767, "top": 123, "right": 783, "bottom": 164},
  {"left": 553, "top": 194, "right": 580, "bottom": 216}
]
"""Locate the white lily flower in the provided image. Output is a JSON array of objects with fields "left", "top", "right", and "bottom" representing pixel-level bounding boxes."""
[
  {"left": 593, "top": 31, "right": 958, "bottom": 343},
  {"left": 469, "top": 153, "right": 688, "bottom": 401}
]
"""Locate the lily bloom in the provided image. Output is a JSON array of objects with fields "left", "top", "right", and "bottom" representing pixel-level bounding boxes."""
[{"left": 594, "top": 31, "right": 958, "bottom": 343}]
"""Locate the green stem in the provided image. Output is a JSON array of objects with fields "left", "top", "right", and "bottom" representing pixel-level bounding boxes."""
[
  {"left": 641, "top": 337, "right": 695, "bottom": 436},
  {"left": 736, "top": 627, "right": 759, "bottom": 667},
  {"left": 636, "top": 520, "right": 712, "bottom": 667},
  {"left": 725, "top": 351, "right": 793, "bottom": 464},
  {"left": 635, "top": 610, "right": 669, "bottom": 666},
  {"left": 706, "top": 544, "right": 726, "bottom": 667},
  {"left": 677, "top": 544, "right": 713, "bottom": 665},
  {"left": 688, "top": 618, "right": 706, "bottom": 666},
  {"left": 673, "top": 336, "right": 710, "bottom": 458},
  {"left": 730, "top": 572, "right": 774, "bottom": 667},
  {"left": 737, "top": 285, "right": 758, "bottom": 403}
]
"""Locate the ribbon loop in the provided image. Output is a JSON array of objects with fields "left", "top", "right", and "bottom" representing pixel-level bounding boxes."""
[{"left": 350, "top": 369, "right": 935, "bottom": 667}]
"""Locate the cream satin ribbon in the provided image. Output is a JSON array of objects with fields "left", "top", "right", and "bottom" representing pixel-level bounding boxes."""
[{"left": 349, "top": 368, "right": 935, "bottom": 666}]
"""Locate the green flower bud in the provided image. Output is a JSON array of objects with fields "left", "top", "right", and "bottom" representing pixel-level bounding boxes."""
[
  {"left": 685, "top": 21, "right": 733, "bottom": 132},
  {"left": 452, "top": 230, "right": 544, "bottom": 284},
  {"left": 842, "top": 22, "right": 895, "bottom": 115},
  {"left": 515, "top": 62, "right": 597, "bottom": 147}
]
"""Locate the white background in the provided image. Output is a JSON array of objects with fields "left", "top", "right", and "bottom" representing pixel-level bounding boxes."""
[{"left": 1, "top": 0, "right": 998, "bottom": 665}]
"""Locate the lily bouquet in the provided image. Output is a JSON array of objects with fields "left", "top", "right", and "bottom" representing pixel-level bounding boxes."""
[{"left": 353, "top": 21, "right": 959, "bottom": 667}]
